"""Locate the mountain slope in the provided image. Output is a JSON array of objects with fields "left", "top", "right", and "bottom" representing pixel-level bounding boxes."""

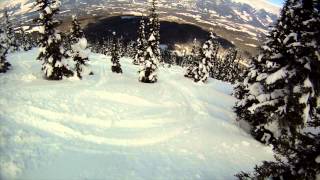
[
  {"left": 2, "top": 0, "right": 278, "bottom": 31},
  {"left": 1, "top": 0, "right": 280, "bottom": 55},
  {"left": 0, "top": 49, "right": 274, "bottom": 179},
  {"left": 231, "top": 0, "right": 280, "bottom": 14}
]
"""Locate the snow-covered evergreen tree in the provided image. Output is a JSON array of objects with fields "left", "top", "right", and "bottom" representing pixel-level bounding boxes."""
[
  {"left": 235, "top": 2, "right": 320, "bottom": 178},
  {"left": 19, "top": 29, "right": 32, "bottom": 51},
  {"left": 207, "top": 35, "right": 220, "bottom": 79},
  {"left": 110, "top": 32, "right": 122, "bottom": 74},
  {"left": 125, "top": 41, "right": 136, "bottom": 59},
  {"left": 102, "top": 37, "right": 112, "bottom": 56},
  {"left": 139, "top": 0, "right": 161, "bottom": 83},
  {"left": 219, "top": 48, "right": 240, "bottom": 83},
  {"left": 34, "top": 0, "right": 73, "bottom": 80},
  {"left": 169, "top": 51, "right": 177, "bottom": 66},
  {"left": 189, "top": 32, "right": 217, "bottom": 83},
  {"left": 117, "top": 37, "right": 126, "bottom": 58},
  {"left": 147, "top": 0, "right": 161, "bottom": 63},
  {"left": 234, "top": 0, "right": 320, "bottom": 143},
  {"left": 185, "top": 38, "right": 201, "bottom": 78},
  {"left": 3, "top": 10, "right": 19, "bottom": 52},
  {"left": 133, "top": 18, "right": 147, "bottom": 65},
  {"left": 139, "top": 33, "right": 158, "bottom": 83},
  {"left": 0, "top": 28, "right": 10, "bottom": 73},
  {"left": 69, "top": 15, "right": 92, "bottom": 79},
  {"left": 233, "top": 55, "right": 246, "bottom": 83},
  {"left": 236, "top": 129, "right": 320, "bottom": 179}
]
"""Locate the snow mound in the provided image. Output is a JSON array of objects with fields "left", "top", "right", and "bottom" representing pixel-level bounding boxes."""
[{"left": 0, "top": 49, "right": 273, "bottom": 179}]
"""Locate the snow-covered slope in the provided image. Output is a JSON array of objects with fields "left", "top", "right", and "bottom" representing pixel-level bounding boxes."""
[
  {"left": 231, "top": 0, "right": 280, "bottom": 14},
  {"left": 0, "top": 0, "right": 29, "bottom": 9},
  {"left": 2, "top": 0, "right": 278, "bottom": 33},
  {"left": 0, "top": 49, "right": 274, "bottom": 179}
]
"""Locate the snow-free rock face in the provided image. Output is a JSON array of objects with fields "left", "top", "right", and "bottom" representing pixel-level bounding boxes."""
[{"left": 0, "top": 49, "right": 274, "bottom": 179}]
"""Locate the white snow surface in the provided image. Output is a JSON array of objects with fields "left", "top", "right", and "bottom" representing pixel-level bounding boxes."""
[{"left": 0, "top": 49, "right": 273, "bottom": 180}]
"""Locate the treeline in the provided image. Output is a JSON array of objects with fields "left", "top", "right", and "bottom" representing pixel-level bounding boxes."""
[{"left": 90, "top": 33, "right": 246, "bottom": 84}]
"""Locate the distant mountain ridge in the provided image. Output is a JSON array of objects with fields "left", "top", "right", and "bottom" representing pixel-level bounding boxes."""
[
  {"left": 1, "top": 0, "right": 278, "bottom": 30},
  {"left": 0, "top": 0, "right": 281, "bottom": 55}
]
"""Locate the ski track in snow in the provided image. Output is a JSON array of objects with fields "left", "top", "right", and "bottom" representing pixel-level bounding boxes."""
[{"left": 0, "top": 49, "right": 274, "bottom": 180}]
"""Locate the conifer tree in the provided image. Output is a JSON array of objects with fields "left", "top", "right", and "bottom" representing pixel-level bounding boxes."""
[
  {"left": 189, "top": 32, "right": 217, "bottom": 83},
  {"left": 208, "top": 35, "right": 220, "bottom": 79},
  {"left": 126, "top": 41, "right": 136, "bottom": 59},
  {"left": 133, "top": 18, "right": 147, "bottom": 65},
  {"left": 103, "top": 37, "right": 112, "bottom": 56},
  {"left": 34, "top": 0, "right": 73, "bottom": 80},
  {"left": 235, "top": 1, "right": 320, "bottom": 178},
  {"left": 19, "top": 29, "right": 32, "bottom": 51},
  {"left": 139, "top": 33, "right": 158, "bottom": 83},
  {"left": 139, "top": 0, "right": 160, "bottom": 83},
  {"left": 185, "top": 38, "right": 200, "bottom": 78},
  {"left": 233, "top": 55, "right": 246, "bottom": 83},
  {"left": 69, "top": 15, "right": 92, "bottom": 79},
  {"left": 236, "top": 129, "right": 320, "bottom": 179},
  {"left": 233, "top": 67, "right": 249, "bottom": 100},
  {"left": 100, "top": 38, "right": 106, "bottom": 55},
  {"left": 234, "top": 0, "right": 320, "bottom": 143},
  {"left": 220, "top": 48, "right": 239, "bottom": 83},
  {"left": 147, "top": 0, "right": 161, "bottom": 63},
  {"left": 0, "top": 28, "right": 10, "bottom": 73},
  {"left": 117, "top": 37, "right": 125, "bottom": 58},
  {"left": 3, "top": 10, "right": 19, "bottom": 52},
  {"left": 110, "top": 32, "right": 122, "bottom": 74}
]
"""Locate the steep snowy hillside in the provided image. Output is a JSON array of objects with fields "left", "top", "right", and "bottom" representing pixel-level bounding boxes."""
[{"left": 0, "top": 49, "right": 274, "bottom": 179}]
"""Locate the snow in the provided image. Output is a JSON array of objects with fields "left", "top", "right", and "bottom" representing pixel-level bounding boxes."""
[
  {"left": 287, "top": 42, "right": 302, "bottom": 47},
  {"left": 270, "top": 53, "right": 283, "bottom": 59},
  {"left": 59, "top": 10, "right": 71, "bottom": 14},
  {"left": 299, "top": 92, "right": 311, "bottom": 124},
  {"left": 22, "top": 26, "right": 30, "bottom": 31},
  {"left": 0, "top": 49, "right": 274, "bottom": 179},
  {"left": 71, "top": 38, "right": 89, "bottom": 59},
  {"left": 266, "top": 67, "right": 287, "bottom": 85},
  {"left": 50, "top": 0, "right": 61, "bottom": 10},
  {"left": 283, "top": 32, "right": 297, "bottom": 44},
  {"left": 245, "top": 43, "right": 257, "bottom": 47},
  {"left": 44, "top": 7, "right": 52, "bottom": 14},
  {"left": 0, "top": 0, "right": 29, "bottom": 9},
  {"left": 256, "top": 73, "right": 268, "bottom": 81},
  {"left": 316, "top": 155, "right": 320, "bottom": 163},
  {"left": 258, "top": 54, "right": 264, "bottom": 62},
  {"left": 30, "top": 26, "right": 45, "bottom": 34},
  {"left": 233, "top": 10, "right": 252, "bottom": 22},
  {"left": 249, "top": 82, "right": 264, "bottom": 96},
  {"left": 148, "top": 34, "right": 156, "bottom": 41},
  {"left": 266, "top": 15, "right": 273, "bottom": 23},
  {"left": 230, "top": 0, "right": 280, "bottom": 14}
]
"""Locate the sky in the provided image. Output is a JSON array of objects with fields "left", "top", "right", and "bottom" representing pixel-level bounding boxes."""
[{"left": 268, "top": 0, "right": 284, "bottom": 6}]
